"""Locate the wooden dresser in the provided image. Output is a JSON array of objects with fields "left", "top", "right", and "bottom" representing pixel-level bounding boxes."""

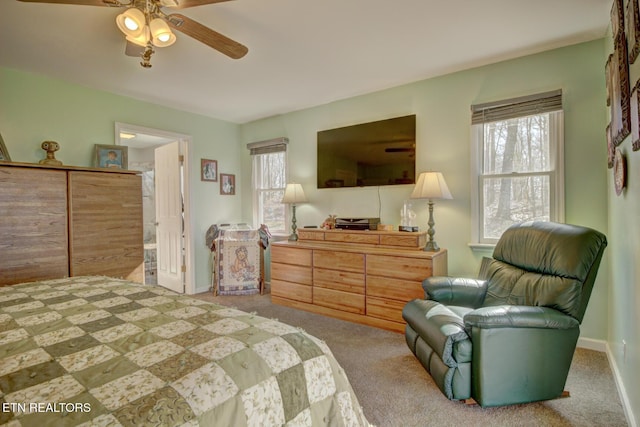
[
  {"left": 0, "top": 162, "right": 144, "bottom": 286},
  {"left": 271, "top": 228, "right": 448, "bottom": 332}
]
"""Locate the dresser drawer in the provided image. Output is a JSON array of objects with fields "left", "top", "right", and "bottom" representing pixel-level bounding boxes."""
[
  {"left": 366, "top": 297, "right": 405, "bottom": 323},
  {"left": 367, "top": 275, "right": 424, "bottom": 302},
  {"left": 379, "top": 233, "right": 425, "bottom": 249},
  {"left": 324, "top": 232, "right": 380, "bottom": 245},
  {"left": 271, "top": 245, "right": 312, "bottom": 267},
  {"left": 298, "top": 230, "right": 325, "bottom": 241},
  {"left": 314, "top": 287, "right": 365, "bottom": 314},
  {"left": 271, "top": 262, "right": 312, "bottom": 286},
  {"left": 314, "top": 268, "right": 365, "bottom": 294},
  {"left": 271, "top": 279, "right": 312, "bottom": 303},
  {"left": 313, "top": 250, "right": 364, "bottom": 273},
  {"left": 366, "top": 254, "right": 432, "bottom": 281}
]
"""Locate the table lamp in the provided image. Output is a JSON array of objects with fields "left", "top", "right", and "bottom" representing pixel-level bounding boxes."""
[
  {"left": 410, "top": 171, "right": 453, "bottom": 251},
  {"left": 282, "top": 183, "right": 307, "bottom": 241}
]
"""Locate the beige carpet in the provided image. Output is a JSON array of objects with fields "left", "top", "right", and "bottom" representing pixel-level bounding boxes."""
[{"left": 194, "top": 292, "right": 628, "bottom": 427}]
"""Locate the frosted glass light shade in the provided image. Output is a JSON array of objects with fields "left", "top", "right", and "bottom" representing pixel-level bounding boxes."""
[
  {"left": 116, "top": 8, "right": 146, "bottom": 38},
  {"left": 410, "top": 172, "right": 453, "bottom": 200},
  {"left": 150, "top": 18, "right": 176, "bottom": 47},
  {"left": 126, "top": 26, "right": 151, "bottom": 47},
  {"left": 282, "top": 183, "right": 307, "bottom": 204}
]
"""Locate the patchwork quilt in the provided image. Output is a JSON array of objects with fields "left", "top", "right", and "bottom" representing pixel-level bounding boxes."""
[{"left": 0, "top": 276, "right": 371, "bottom": 427}]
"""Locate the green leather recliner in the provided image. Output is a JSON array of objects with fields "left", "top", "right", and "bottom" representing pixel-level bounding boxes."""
[{"left": 402, "top": 221, "right": 607, "bottom": 407}]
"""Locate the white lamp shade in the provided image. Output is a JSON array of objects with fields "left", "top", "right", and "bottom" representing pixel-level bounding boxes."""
[
  {"left": 116, "top": 8, "right": 146, "bottom": 38},
  {"left": 410, "top": 172, "right": 453, "bottom": 200},
  {"left": 150, "top": 18, "right": 176, "bottom": 47},
  {"left": 126, "top": 26, "right": 151, "bottom": 47},
  {"left": 282, "top": 183, "right": 308, "bottom": 204}
]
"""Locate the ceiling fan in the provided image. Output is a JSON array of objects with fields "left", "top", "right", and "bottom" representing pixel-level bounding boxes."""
[{"left": 17, "top": 0, "right": 248, "bottom": 68}]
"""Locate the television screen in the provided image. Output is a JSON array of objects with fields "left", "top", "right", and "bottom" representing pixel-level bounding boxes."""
[{"left": 317, "top": 115, "right": 416, "bottom": 188}]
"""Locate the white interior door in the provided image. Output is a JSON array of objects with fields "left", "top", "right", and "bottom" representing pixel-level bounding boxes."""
[{"left": 155, "top": 141, "right": 184, "bottom": 293}]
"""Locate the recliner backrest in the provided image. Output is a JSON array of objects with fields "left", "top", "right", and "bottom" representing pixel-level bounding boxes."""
[{"left": 480, "top": 221, "right": 607, "bottom": 322}]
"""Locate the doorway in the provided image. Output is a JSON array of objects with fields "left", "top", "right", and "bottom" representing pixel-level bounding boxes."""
[{"left": 115, "top": 122, "right": 195, "bottom": 294}]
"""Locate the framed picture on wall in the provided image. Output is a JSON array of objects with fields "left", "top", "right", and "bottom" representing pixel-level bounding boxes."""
[
  {"left": 609, "top": 32, "right": 632, "bottom": 146},
  {"left": 631, "top": 80, "right": 640, "bottom": 151},
  {"left": 607, "top": 124, "right": 615, "bottom": 169},
  {"left": 94, "top": 144, "right": 128, "bottom": 169},
  {"left": 612, "top": 0, "right": 625, "bottom": 39},
  {"left": 606, "top": 53, "right": 613, "bottom": 107},
  {"left": 627, "top": 0, "right": 640, "bottom": 64},
  {"left": 0, "top": 133, "right": 10, "bottom": 161},
  {"left": 220, "top": 173, "right": 235, "bottom": 195},
  {"left": 201, "top": 158, "right": 218, "bottom": 182}
]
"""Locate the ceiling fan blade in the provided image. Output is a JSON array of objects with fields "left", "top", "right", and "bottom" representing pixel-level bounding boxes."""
[
  {"left": 166, "top": 13, "right": 247, "bottom": 59},
  {"left": 17, "top": 0, "right": 124, "bottom": 5},
  {"left": 166, "top": 0, "right": 235, "bottom": 9},
  {"left": 125, "top": 41, "right": 145, "bottom": 57}
]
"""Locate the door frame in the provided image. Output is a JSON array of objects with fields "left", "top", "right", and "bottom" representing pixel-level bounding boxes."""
[{"left": 115, "top": 122, "right": 196, "bottom": 295}]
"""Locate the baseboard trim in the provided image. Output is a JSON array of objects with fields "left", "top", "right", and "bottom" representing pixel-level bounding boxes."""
[
  {"left": 577, "top": 337, "right": 607, "bottom": 352},
  {"left": 605, "top": 342, "right": 637, "bottom": 427}
]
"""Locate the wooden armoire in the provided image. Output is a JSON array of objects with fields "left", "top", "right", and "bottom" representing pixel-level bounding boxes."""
[{"left": 0, "top": 162, "right": 144, "bottom": 286}]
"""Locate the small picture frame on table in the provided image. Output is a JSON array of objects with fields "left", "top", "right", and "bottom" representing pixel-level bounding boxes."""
[
  {"left": 201, "top": 159, "right": 218, "bottom": 182},
  {"left": 220, "top": 173, "right": 235, "bottom": 195},
  {"left": 94, "top": 144, "right": 128, "bottom": 169}
]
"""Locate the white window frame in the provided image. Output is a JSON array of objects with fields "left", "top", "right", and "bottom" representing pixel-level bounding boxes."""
[
  {"left": 470, "top": 96, "right": 565, "bottom": 249},
  {"left": 248, "top": 138, "right": 289, "bottom": 235}
]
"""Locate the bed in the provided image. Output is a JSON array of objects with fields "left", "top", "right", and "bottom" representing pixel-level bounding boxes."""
[{"left": 0, "top": 276, "right": 372, "bottom": 426}]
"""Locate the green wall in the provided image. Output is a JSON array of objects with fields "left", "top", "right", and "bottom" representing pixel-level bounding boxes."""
[
  {"left": 605, "top": 25, "right": 640, "bottom": 423},
  {"left": 240, "top": 38, "right": 610, "bottom": 340},
  {"left": 0, "top": 67, "right": 242, "bottom": 293}
]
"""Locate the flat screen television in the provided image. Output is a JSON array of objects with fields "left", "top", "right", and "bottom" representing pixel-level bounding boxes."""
[{"left": 317, "top": 114, "right": 416, "bottom": 188}]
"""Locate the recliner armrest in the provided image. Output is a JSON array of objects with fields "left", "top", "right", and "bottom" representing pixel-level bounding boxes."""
[
  {"left": 464, "top": 305, "right": 580, "bottom": 330},
  {"left": 422, "top": 276, "right": 488, "bottom": 308}
]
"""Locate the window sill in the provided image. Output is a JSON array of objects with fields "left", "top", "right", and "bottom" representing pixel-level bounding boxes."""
[{"left": 468, "top": 243, "right": 495, "bottom": 252}]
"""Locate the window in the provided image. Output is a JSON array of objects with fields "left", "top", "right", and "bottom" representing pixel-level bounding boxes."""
[
  {"left": 248, "top": 138, "right": 288, "bottom": 234},
  {"left": 471, "top": 90, "right": 564, "bottom": 245}
]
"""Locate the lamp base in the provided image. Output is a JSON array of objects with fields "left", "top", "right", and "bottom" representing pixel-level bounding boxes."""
[
  {"left": 423, "top": 240, "right": 440, "bottom": 252},
  {"left": 288, "top": 204, "right": 299, "bottom": 241},
  {"left": 424, "top": 199, "right": 439, "bottom": 252}
]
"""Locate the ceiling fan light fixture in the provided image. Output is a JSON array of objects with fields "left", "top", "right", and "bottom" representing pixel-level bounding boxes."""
[
  {"left": 126, "top": 26, "right": 151, "bottom": 47},
  {"left": 116, "top": 8, "right": 146, "bottom": 38},
  {"left": 149, "top": 18, "right": 176, "bottom": 47}
]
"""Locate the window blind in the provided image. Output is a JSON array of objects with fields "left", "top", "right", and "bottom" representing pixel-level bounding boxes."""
[
  {"left": 247, "top": 137, "right": 289, "bottom": 155},
  {"left": 471, "top": 89, "right": 562, "bottom": 124}
]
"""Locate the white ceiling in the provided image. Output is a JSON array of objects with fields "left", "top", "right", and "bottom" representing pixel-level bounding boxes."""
[{"left": 1, "top": 0, "right": 611, "bottom": 124}]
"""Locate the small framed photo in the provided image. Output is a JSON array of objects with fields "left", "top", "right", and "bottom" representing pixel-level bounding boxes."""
[
  {"left": 220, "top": 173, "right": 235, "bottom": 195},
  {"left": 94, "top": 144, "right": 128, "bottom": 169},
  {"left": 627, "top": 0, "right": 640, "bottom": 64},
  {"left": 611, "top": 0, "right": 624, "bottom": 39},
  {"left": 0, "top": 133, "right": 10, "bottom": 161},
  {"left": 201, "top": 159, "right": 218, "bottom": 182}
]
